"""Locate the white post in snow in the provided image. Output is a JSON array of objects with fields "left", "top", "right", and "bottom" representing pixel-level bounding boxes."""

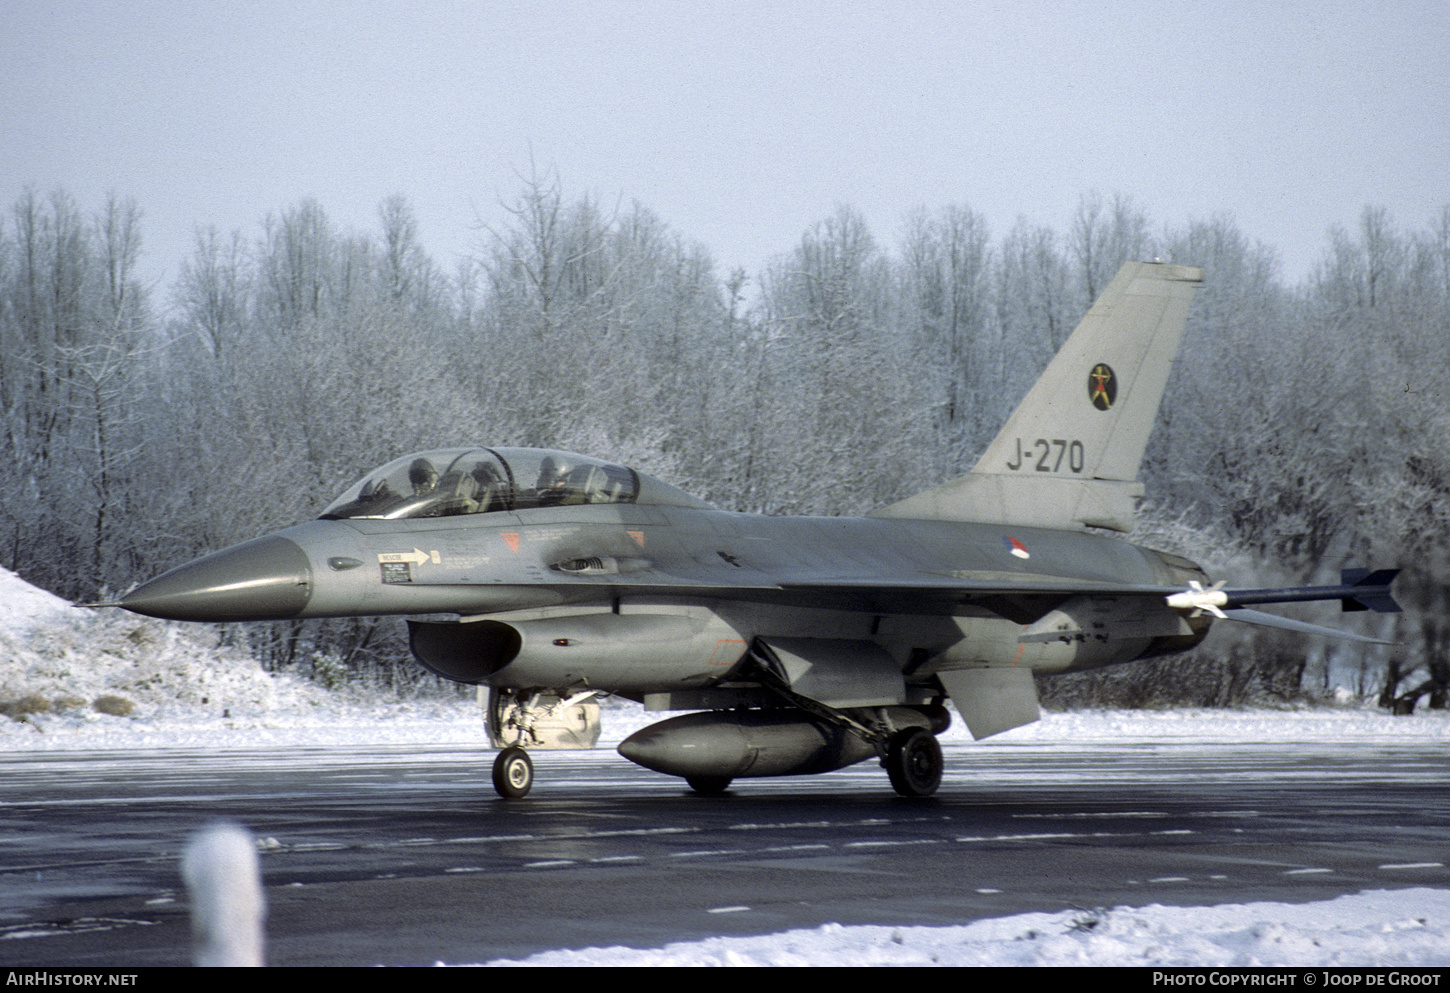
[{"left": 181, "top": 822, "right": 266, "bottom": 967}]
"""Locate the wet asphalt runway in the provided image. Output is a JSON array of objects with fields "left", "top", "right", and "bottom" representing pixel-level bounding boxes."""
[{"left": 1, "top": 738, "right": 1447, "bottom": 966}]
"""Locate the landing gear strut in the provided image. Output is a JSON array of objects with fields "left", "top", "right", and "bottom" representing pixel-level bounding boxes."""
[
  {"left": 492, "top": 745, "right": 534, "bottom": 799},
  {"left": 744, "top": 639, "right": 949, "bottom": 797},
  {"left": 884, "top": 727, "right": 942, "bottom": 797}
]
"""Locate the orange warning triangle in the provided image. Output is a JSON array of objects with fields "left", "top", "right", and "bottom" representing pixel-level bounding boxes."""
[
  {"left": 502, "top": 532, "right": 520, "bottom": 553},
  {"left": 626, "top": 530, "right": 645, "bottom": 548}
]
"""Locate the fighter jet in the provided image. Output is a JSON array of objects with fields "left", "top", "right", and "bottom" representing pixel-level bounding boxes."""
[{"left": 111, "top": 262, "right": 1400, "bottom": 799}]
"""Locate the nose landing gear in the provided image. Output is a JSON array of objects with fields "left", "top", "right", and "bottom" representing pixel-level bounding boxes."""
[{"left": 492, "top": 746, "right": 534, "bottom": 798}]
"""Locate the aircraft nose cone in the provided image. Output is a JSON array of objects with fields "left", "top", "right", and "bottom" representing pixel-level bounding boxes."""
[{"left": 120, "top": 535, "right": 313, "bottom": 622}]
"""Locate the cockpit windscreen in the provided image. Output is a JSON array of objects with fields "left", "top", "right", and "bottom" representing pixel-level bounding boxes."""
[{"left": 320, "top": 448, "right": 640, "bottom": 520}]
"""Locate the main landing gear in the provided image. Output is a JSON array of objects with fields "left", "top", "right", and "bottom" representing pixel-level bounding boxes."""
[
  {"left": 492, "top": 746, "right": 534, "bottom": 799},
  {"left": 884, "top": 727, "right": 943, "bottom": 797},
  {"left": 741, "top": 640, "right": 948, "bottom": 798}
]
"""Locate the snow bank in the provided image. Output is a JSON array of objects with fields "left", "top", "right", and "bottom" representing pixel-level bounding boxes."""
[
  {"left": 0, "top": 564, "right": 354, "bottom": 745},
  {"left": 0, "top": 564, "right": 71, "bottom": 635},
  {"left": 0, "top": 566, "right": 504, "bottom": 749}
]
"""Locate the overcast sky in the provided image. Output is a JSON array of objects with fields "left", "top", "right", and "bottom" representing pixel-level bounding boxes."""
[{"left": 3, "top": 0, "right": 1447, "bottom": 305}]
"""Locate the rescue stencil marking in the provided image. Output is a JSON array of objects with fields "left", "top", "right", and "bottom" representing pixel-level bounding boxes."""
[{"left": 378, "top": 549, "right": 438, "bottom": 566}]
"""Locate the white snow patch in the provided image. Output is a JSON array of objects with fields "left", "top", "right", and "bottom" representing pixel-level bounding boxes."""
[{"left": 474, "top": 889, "right": 1450, "bottom": 967}]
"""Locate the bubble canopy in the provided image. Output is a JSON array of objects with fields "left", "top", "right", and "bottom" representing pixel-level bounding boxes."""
[{"left": 320, "top": 448, "right": 644, "bottom": 520}]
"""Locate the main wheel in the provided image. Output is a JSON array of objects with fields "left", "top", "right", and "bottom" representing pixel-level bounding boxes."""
[
  {"left": 492, "top": 745, "right": 534, "bottom": 798},
  {"left": 685, "top": 774, "right": 732, "bottom": 795},
  {"left": 885, "top": 727, "right": 942, "bottom": 797}
]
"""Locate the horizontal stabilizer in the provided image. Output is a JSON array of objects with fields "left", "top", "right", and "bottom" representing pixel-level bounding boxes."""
[{"left": 1221, "top": 608, "right": 1397, "bottom": 645}]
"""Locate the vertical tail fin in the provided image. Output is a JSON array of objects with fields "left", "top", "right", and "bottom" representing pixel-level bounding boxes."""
[{"left": 873, "top": 261, "right": 1203, "bottom": 532}]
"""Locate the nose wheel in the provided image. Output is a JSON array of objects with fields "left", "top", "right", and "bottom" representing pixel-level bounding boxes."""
[{"left": 492, "top": 746, "right": 534, "bottom": 798}]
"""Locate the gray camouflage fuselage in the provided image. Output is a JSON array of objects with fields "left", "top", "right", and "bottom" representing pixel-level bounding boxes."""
[{"left": 121, "top": 498, "right": 1210, "bottom": 701}]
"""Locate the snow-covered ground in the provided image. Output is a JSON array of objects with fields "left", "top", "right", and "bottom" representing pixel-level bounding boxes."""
[
  {"left": 481, "top": 890, "right": 1450, "bottom": 967},
  {"left": 3, "top": 564, "right": 1448, "bottom": 966}
]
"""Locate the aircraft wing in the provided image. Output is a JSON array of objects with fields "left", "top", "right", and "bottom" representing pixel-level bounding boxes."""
[
  {"left": 769, "top": 575, "right": 1179, "bottom": 616},
  {"left": 478, "top": 563, "right": 1182, "bottom": 619},
  {"left": 1219, "top": 608, "right": 1395, "bottom": 645},
  {"left": 489, "top": 565, "right": 1400, "bottom": 640}
]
